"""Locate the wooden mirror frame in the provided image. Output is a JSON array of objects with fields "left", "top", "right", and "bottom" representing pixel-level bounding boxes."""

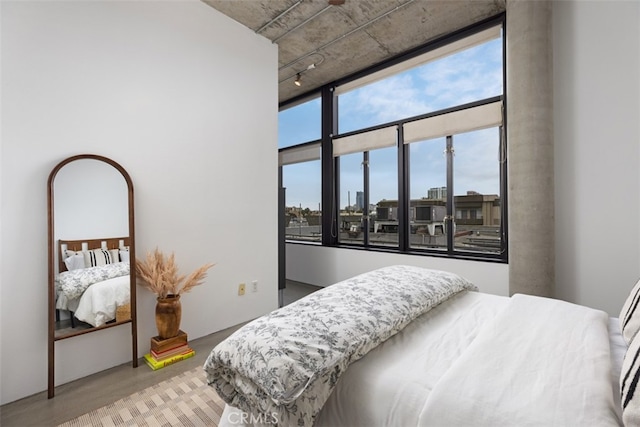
[{"left": 47, "top": 154, "right": 138, "bottom": 399}]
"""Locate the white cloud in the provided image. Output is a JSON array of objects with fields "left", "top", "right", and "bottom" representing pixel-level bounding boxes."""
[
  {"left": 417, "top": 41, "right": 503, "bottom": 108},
  {"left": 338, "top": 39, "right": 502, "bottom": 133}
]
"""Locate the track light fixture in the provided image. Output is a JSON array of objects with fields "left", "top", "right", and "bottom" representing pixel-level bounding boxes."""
[{"left": 286, "top": 63, "right": 317, "bottom": 88}]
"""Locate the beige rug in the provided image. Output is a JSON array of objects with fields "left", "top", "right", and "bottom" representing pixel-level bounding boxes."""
[{"left": 58, "top": 367, "right": 225, "bottom": 426}]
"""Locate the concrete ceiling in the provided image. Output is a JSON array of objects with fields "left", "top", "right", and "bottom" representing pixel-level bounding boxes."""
[{"left": 203, "top": 0, "right": 506, "bottom": 105}]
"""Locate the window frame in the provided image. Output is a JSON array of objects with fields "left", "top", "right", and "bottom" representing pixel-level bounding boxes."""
[{"left": 278, "top": 13, "right": 508, "bottom": 263}]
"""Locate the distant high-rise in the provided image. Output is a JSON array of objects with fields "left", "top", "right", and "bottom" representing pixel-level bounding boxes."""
[
  {"left": 356, "top": 191, "right": 364, "bottom": 210},
  {"left": 427, "top": 187, "right": 447, "bottom": 200}
]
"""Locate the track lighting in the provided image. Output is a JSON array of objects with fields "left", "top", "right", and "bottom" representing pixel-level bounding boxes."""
[{"left": 287, "top": 64, "right": 317, "bottom": 88}]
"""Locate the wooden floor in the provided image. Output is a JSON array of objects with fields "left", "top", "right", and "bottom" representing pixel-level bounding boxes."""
[{"left": 0, "top": 281, "right": 321, "bottom": 427}]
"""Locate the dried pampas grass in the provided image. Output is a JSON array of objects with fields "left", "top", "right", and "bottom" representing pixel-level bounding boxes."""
[{"left": 136, "top": 248, "right": 214, "bottom": 299}]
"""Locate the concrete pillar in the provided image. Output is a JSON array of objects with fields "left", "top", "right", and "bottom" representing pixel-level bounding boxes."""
[{"left": 506, "top": 0, "right": 554, "bottom": 297}]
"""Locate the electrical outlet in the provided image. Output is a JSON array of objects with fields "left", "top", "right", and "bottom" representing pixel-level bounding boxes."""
[
  {"left": 238, "top": 283, "right": 246, "bottom": 296},
  {"left": 252, "top": 280, "right": 258, "bottom": 292}
]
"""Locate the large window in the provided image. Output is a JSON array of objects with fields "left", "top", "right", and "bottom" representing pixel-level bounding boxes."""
[{"left": 278, "top": 16, "right": 506, "bottom": 261}]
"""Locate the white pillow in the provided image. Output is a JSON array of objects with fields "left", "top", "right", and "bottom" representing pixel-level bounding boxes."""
[
  {"left": 620, "top": 278, "right": 640, "bottom": 344},
  {"left": 64, "top": 253, "right": 86, "bottom": 271},
  {"left": 119, "top": 249, "right": 130, "bottom": 263},
  {"left": 621, "top": 331, "right": 640, "bottom": 425},
  {"left": 83, "top": 248, "right": 120, "bottom": 267},
  {"left": 63, "top": 249, "right": 82, "bottom": 259}
]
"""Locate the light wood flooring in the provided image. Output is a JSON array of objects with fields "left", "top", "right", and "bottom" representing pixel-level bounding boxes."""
[{"left": 0, "top": 280, "right": 321, "bottom": 427}]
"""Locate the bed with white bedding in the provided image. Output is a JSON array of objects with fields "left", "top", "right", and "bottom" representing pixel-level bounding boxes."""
[
  {"left": 57, "top": 270, "right": 130, "bottom": 327},
  {"left": 204, "top": 265, "right": 639, "bottom": 426},
  {"left": 55, "top": 238, "right": 131, "bottom": 328}
]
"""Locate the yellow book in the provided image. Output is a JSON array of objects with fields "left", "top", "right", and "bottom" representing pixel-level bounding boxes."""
[{"left": 143, "top": 349, "right": 195, "bottom": 371}]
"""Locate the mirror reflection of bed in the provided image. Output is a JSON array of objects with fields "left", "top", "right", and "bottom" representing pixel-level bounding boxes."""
[
  {"left": 54, "top": 237, "right": 132, "bottom": 338},
  {"left": 48, "top": 154, "right": 138, "bottom": 399}
]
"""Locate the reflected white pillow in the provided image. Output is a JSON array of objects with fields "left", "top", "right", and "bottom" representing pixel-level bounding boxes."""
[
  {"left": 63, "top": 249, "right": 79, "bottom": 259},
  {"left": 119, "top": 249, "right": 130, "bottom": 263},
  {"left": 83, "top": 249, "right": 120, "bottom": 267},
  {"left": 620, "top": 278, "right": 640, "bottom": 344},
  {"left": 64, "top": 253, "right": 86, "bottom": 271}
]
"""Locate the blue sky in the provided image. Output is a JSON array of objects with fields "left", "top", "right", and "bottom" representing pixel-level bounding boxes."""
[{"left": 279, "top": 36, "right": 503, "bottom": 210}]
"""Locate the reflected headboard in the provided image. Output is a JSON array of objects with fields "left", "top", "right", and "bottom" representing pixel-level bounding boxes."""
[{"left": 58, "top": 237, "right": 130, "bottom": 273}]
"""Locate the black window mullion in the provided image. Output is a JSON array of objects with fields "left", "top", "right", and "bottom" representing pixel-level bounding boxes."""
[
  {"left": 398, "top": 125, "right": 409, "bottom": 252},
  {"left": 363, "top": 151, "right": 370, "bottom": 246},
  {"left": 446, "top": 135, "right": 454, "bottom": 255},
  {"left": 321, "top": 86, "right": 337, "bottom": 245},
  {"left": 499, "top": 124, "right": 508, "bottom": 259}
]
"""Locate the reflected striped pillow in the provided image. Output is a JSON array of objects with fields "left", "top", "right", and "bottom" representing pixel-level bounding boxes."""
[
  {"left": 82, "top": 249, "right": 120, "bottom": 267},
  {"left": 620, "top": 278, "right": 640, "bottom": 344},
  {"left": 621, "top": 332, "right": 640, "bottom": 425}
]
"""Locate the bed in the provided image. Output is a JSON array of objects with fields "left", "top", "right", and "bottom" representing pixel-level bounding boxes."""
[
  {"left": 204, "top": 265, "right": 640, "bottom": 426},
  {"left": 55, "top": 237, "right": 131, "bottom": 328}
]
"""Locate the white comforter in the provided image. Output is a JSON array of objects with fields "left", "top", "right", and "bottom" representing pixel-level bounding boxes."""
[
  {"left": 418, "top": 294, "right": 620, "bottom": 426},
  {"left": 314, "top": 290, "right": 508, "bottom": 427},
  {"left": 220, "top": 291, "right": 622, "bottom": 427},
  {"left": 73, "top": 275, "right": 130, "bottom": 327},
  {"left": 57, "top": 262, "right": 129, "bottom": 300},
  {"left": 55, "top": 263, "right": 130, "bottom": 327}
]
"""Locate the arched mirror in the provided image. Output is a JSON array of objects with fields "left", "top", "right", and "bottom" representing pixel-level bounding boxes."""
[{"left": 47, "top": 154, "right": 138, "bottom": 398}]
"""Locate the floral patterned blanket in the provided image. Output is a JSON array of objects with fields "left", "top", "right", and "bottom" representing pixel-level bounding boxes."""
[
  {"left": 57, "top": 262, "right": 130, "bottom": 300},
  {"left": 203, "top": 265, "right": 477, "bottom": 426}
]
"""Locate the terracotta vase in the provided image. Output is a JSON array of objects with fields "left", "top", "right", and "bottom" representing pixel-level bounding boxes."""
[{"left": 155, "top": 294, "right": 182, "bottom": 339}]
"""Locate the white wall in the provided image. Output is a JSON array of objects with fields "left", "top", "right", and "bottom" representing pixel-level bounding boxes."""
[
  {"left": 0, "top": 0, "right": 278, "bottom": 405},
  {"left": 287, "top": 244, "right": 509, "bottom": 296},
  {"left": 553, "top": 0, "right": 640, "bottom": 316}
]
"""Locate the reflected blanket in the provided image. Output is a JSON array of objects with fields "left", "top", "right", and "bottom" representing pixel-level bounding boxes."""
[{"left": 57, "top": 262, "right": 130, "bottom": 300}]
